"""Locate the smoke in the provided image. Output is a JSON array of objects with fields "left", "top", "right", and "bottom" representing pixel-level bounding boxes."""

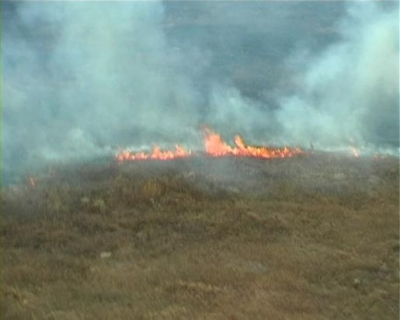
[
  {"left": 276, "top": 2, "right": 399, "bottom": 149},
  {"left": 2, "top": 1, "right": 398, "bottom": 183},
  {"left": 3, "top": 1, "right": 202, "bottom": 180}
]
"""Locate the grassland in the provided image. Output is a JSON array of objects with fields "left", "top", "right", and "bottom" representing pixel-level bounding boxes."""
[{"left": 1, "top": 153, "right": 399, "bottom": 319}]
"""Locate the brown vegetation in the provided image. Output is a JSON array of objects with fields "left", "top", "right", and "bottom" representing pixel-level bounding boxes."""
[{"left": 1, "top": 153, "right": 399, "bottom": 319}]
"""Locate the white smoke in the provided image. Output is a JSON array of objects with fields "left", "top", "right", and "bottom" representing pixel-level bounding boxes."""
[
  {"left": 2, "top": 1, "right": 398, "bottom": 182},
  {"left": 276, "top": 2, "right": 399, "bottom": 149},
  {"left": 3, "top": 1, "right": 201, "bottom": 179}
]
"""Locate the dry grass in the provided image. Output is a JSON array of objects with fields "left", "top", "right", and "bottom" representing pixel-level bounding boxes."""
[{"left": 1, "top": 153, "right": 399, "bottom": 319}]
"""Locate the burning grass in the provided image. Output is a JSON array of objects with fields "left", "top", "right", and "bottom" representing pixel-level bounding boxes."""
[
  {"left": 116, "top": 127, "right": 302, "bottom": 162},
  {"left": 1, "top": 153, "right": 399, "bottom": 319}
]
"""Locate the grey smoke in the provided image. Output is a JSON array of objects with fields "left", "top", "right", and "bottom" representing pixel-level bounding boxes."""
[{"left": 2, "top": 1, "right": 398, "bottom": 183}]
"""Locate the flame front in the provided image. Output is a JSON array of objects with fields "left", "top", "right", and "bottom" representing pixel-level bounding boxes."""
[
  {"left": 116, "top": 145, "right": 192, "bottom": 162},
  {"left": 204, "top": 128, "right": 301, "bottom": 159},
  {"left": 116, "top": 128, "right": 301, "bottom": 162}
]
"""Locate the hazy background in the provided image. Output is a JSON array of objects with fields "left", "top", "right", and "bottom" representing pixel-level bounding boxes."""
[{"left": 2, "top": 1, "right": 399, "bottom": 183}]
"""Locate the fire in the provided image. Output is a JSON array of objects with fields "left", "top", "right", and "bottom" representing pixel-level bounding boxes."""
[
  {"left": 116, "top": 127, "right": 302, "bottom": 162},
  {"left": 203, "top": 128, "right": 300, "bottom": 159},
  {"left": 116, "top": 145, "right": 192, "bottom": 162}
]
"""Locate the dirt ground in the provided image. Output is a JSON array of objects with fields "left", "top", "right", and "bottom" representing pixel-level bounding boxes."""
[{"left": 1, "top": 152, "right": 399, "bottom": 319}]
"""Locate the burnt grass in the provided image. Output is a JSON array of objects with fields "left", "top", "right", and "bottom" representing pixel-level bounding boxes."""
[{"left": 1, "top": 153, "right": 399, "bottom": 319}]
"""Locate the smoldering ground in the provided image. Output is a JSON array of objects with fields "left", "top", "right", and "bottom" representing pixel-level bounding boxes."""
[{"left": 2, "top": 1, "right": 399, "bottom": 183}]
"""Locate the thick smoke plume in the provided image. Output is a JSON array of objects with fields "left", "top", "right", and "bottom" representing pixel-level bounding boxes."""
[
  {"left": 2, "top": 1, "right": 398, "bottom": 183},
  {"left": 3, "top": 1, "right": 200, "bottom": 180}
]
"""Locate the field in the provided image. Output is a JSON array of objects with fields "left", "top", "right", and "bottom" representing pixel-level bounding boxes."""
[{"left": 1, "top": 152, "right": 399, "bottom": 319}]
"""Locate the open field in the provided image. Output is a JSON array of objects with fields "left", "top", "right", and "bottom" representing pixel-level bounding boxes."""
[{"left": 1, "top": 153, "right": 399, "bottom": 319}]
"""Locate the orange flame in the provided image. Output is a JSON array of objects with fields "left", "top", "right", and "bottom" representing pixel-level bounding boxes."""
[
  {"left": 203, "top": 128, "right": 301, "bottom": 159},
  {"left": 116, "top": 145, "right": 192, "bottom": 162},
  {"left": 116, "top": 127, "right": 301, "bottom": 162}
]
